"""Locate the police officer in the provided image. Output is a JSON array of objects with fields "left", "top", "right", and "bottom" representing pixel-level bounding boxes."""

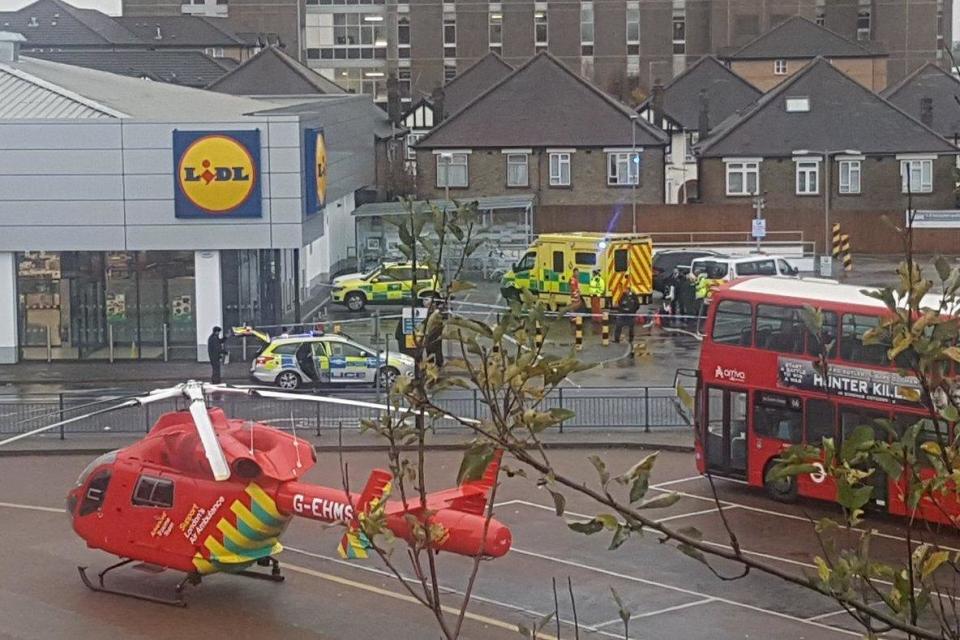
[
  {"left": 613, "top": 279, "right": 639, "bottom": 349},
  {"left": 589, "top": 269, "right": 606, "bottom": 324},
  {"left": 207, "top": 326, "right": 225, "bottom": 384}
]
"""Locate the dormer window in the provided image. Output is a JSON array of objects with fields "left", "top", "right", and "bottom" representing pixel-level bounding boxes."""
[
  {"left": 27, "top": 16, "right": 39, "bottom": 27},
  {"left": 785, "top": 97, "right": 809, "bottom": 113}
]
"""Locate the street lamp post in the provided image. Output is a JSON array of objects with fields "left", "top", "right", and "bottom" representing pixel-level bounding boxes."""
[
  {"left": 630, "top": 113, "right": 638, "bottom": 233},
  {"left": 791, "top": 148, "right": 861, "bottom": 276}
]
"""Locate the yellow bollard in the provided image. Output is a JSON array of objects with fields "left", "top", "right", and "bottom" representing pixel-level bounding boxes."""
[
  {"left": 832, "top": 223, "right": 842, "bottom": 258},
  {"left": 841, "top": 234, "right": 853, "bottom": 272},
  {"left": 574, "top": 315, "right": 583, "bottom": 351},
  {"left": 534, "top": 320, "right": 544, "bottom": 350},
  {"left": 601, "top": 312, "right": 610, "bottom": 347},
  {"left": 333, "top": 323, "right": 342, "bottom": 334}
]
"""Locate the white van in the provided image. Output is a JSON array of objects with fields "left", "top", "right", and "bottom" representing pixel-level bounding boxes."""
[{"left": 689, "top": 255, "right": 799, "bottom": 281}]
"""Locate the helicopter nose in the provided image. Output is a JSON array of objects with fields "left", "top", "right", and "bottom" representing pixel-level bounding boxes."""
[{"left": 66, "top": 490, "right": 78, "bottom": 517}]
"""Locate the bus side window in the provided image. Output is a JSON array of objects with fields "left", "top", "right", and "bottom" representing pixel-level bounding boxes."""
[
  {"left": 895, "top": 413, "right": 950, "bottom": 468},
  {"left": 839, "top": 406, "right": 887, "bottom": 443},
  {"left": 840, "top": 314, "right": 886, "bottom": 366},
  {"left": 755, "top": 304, "right": 804, "bottom": 353},
  {"left": 805, "top": 310, "right": 838, "bottom": 359},
  {"left": 753, "top": 392, "right": 802, "bottom": 443},
  {"left": 805, "top": 398, "right": 835, "bottom": 447},
  {"left": 711, "top": 300, "right": 753, "bottom": 346}
]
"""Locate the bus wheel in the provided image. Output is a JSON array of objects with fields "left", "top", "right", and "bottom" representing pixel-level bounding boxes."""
[{"left": 763, "top": 459, "right": 798, "bottom": 503}]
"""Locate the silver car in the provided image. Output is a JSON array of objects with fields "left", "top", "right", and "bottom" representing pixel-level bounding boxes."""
[{"left": 248, "top": 331, "right": 415, "bottom": 390}]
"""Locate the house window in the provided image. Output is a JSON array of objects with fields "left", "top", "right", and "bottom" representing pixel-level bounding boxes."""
[
  {"left": 774, "top": 59, "right": 787, "bottom": 75},
  {"left": 838, "top": 160, "right": 861, "bottom": 194},
  {"left": 937, "top": 0, "right": 945, "bottom": 57},
  {"left": 437, "top": 153, "right": 468, "bottom": 187},
  {"left": 443, "top": 13, "right": 456, "bottom": 58},
  {"left": 785, "top": 97, "right": 809, "bottom": 112},
  {"left": 580, "top": 2, "right": 594, "bottom": 56},
  {"left": 626, "top": 2, "right": 640, "bottom": 55},
  {"left": 816, "top": 10, "right": 825, "bottom": 26},
  {"left": 398, "top": 15, "right": 410, "bottom": 59},
  {"left": 607, "top": 152, "right": 640, "bottom": 186},
  {"left": 795, "top": 160, "right": 819, "bottom": 195},
  {"left": 725, "top": 160, "right": 760, "bottom": 196},
  {"left": 549, "top": 152, "right": 571, "bottom": 186},
  {"left": 672, "top": 12, "right": 685, "bottom": 54},
  {"left": 506, "top": 153, "right": 529, "bottom": 187},
  {"left": 901, "top": 159, "right": 933, "bottom": 194},
  {"left": 856, "top": 8, "right": 870, "bottom": 41},
  {"left": 444, "top": 61, "right": 457, "bottom": 81},
  {"left": 405, "top": 132, "right": 423, "bottom": 168},
  {"left": 489, "top": 6, "right": 502, "bottom": 54},
  {"left": 398, "top": 68, "right": 411, "bottom": 101},
  {"left": 535, "top": 8, "right": 548, "bottom": 51}
]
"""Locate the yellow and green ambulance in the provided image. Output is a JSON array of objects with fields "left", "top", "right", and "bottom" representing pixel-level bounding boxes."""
[{"left": 331, "top": 262, "right": 440, "bottom": 312}]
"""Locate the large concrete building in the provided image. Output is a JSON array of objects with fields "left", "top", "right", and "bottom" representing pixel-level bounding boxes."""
[
  {"left": 0, "top": 31, "right": 381, "bottom": 363},
  {"left": 122, "top": 0, "right": 950, "bottom": 107}
]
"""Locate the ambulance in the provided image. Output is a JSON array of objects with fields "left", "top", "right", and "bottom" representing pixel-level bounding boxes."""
[
  {"left": 501, "top": 232, "right": 654, "bottom": 308},
  {"left": 331, "top": 262, "right": 441, "bottom": 312}
]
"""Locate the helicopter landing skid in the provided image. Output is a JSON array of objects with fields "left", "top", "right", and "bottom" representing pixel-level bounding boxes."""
[
  {"left": 78, "top": 561, "right": 199, "bottom": 607},
  {"left": 236, "top": 557, "right": 285, "bottom": 582}
]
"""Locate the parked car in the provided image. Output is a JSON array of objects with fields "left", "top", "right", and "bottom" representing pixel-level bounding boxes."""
[
  {"left": 690, "top": 255, "right": 799, "bottom": 281},
  {"left": 652, "top": 249, "right": 723, "bottom": 293},
  {"left": 247, "top": 330, "right": 414, "bottom": 390},
  {"left": 331, "top": 262, "right": 440, "bottom": 312}
]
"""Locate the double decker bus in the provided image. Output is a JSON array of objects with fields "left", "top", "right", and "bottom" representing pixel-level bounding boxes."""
[{"left": 693, "top": 276, "right": 956, "bottom": 525}]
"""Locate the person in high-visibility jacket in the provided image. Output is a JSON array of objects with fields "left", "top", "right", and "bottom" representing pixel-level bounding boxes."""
[{"left": 589, "top": 269, "right": 606, "bottom": 323}]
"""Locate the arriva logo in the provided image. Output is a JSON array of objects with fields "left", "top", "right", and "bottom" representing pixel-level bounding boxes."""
[
  {"left": 177, "top": 134, "right": 256, "bottom": 214},
  {"left": 714, "top": 365, "right": 746, "bottom": 382}
]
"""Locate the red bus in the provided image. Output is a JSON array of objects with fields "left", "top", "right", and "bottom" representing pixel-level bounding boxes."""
[{"left": 693, "top": 276, "right": 956, "bottom": 525}]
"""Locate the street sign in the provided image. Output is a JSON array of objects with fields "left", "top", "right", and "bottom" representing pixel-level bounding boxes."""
[
  {"left": 909, "top": 210, "right": 960, "bottom": 228},
  {"left": 819, "top": 256, "right": 833, "bottom": 277},
  {"left": 752, "top": 218, "right": 767, "bottom": 239}
]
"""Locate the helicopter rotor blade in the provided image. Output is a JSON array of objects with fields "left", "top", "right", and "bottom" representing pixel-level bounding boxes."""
[
  {"left": 184, "top": 381, "right": 230, "bottom": 481},
  {"left": 0, "top": 399, "right": 139, "bottom": 448}
]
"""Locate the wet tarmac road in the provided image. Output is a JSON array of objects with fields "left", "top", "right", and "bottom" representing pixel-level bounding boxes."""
[{"left": 3, "top": 448, "right": 953, "bottom": 639}]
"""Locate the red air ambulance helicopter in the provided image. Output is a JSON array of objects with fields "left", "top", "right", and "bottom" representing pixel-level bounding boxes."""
[{"left": 0, "top": 381, "right": 511, "bottom": 606}]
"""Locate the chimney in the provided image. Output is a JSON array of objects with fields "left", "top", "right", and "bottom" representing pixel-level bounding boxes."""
[
  {"left": 698, "top": 89, "right": 710, "bottom": 139},
  {"left": 386, "top": 73, "right": 401, "bottom": 126},
  {"left": 431, "top": 85, "right": 446, "bottom": 122},
  {"left": 651, "top": 79, "right": 664, "bottom": 124},
  {"left": 920, "top": 96, "right": 934, "bottom": 128},
  {"left": 0, "top": 31, "right": 26, "bottom": 63}
]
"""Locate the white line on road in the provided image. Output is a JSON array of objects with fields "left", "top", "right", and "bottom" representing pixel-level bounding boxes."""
[
  {"left": 592, "top": 597, "right": 717, "bottom": 628},
  {"left": 806, "top": 608, "right": 851, "bottom": 621},
  {"left": 509, "top": 547, "right": 861, "bottom": 638},
  {"left": 650, "top": 474, "right": 706, "bottom": 489},
  {"left": 655, "top": 505, "right": 738, "bottom": 523},
  {"left": 0, "top": 501, "right": 62, "bottom": 513}
]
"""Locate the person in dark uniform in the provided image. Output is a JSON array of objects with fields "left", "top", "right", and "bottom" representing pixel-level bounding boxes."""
[
  {"left": 207, "top": 326, "right": 225, "bottom": 384},
  {"left": 613, "top": 279, "right": 640, "bottom": 349}
]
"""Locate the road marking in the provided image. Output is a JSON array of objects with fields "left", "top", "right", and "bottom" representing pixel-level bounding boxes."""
[
  {"left": 282, "top": 561, "right": 560, "bottom": 639},
  {"left": 509, "top": 548, "right": 860, "bottom": 637},
  {"left": 806, "top": 608, "right": 850, "bottom": 621},
  {"left": 655, "top": 505, "right": 738, "bottom": 524},
  {"left": 650, "top": 474, "right": 706, "bottom": 489},
  {"left": 0, "top": 501, "right": 62, "bottom": 513},
  {"left": 593, "top": 597, "right": 717, "bottom": 628}
]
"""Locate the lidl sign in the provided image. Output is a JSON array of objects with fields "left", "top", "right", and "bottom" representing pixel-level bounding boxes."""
[
  {"left": 173, "top": 130, "right": 262, "bottom": 218},
  {"left": 303, "top": 128, "right": 327, "bottom": 215}
]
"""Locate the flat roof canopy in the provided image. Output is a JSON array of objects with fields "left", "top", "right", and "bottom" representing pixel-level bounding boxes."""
[{"left": 352, "top": 194, "right": 535, "bottom": 218}]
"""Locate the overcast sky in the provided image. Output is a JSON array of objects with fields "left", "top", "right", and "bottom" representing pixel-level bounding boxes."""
[{"left": 3, "top": 0, "right": 960, "bottom": 41}]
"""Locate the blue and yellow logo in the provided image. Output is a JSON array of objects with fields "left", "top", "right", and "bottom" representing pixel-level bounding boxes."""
[{"left": 173, "top": 130, "right": 262, "bottom": 219}]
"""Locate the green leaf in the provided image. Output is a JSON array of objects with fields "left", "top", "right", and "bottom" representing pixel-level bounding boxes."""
[
  {"left": 944, "top": 346, "right": 960, "bottom": 364},
  {"left": 677, "top": 526, "right": 702, "bottom": 541},
  {"left": 457, "top": 443, "right": 494, "bottom": 485},
  {"left": 637, "top": 492, "right": 681, "bottom": 509},
  {"left": 814, "top": 556, "right": 832, "bottom": 583},
  {"left": 609, "top": 525, "right": 631, "bottom": 550},
  {"left": 547, "top": 489, "right": 566, "bottom": 516},
  {"left": 568, "top": 518, "right": 604, "bottom": 535},
  {"left": 588, "top": 454, "right": 611, "bottom": 487},
  {"left": 935, "top": 255, "right": 953, "bottom": 282},
  {"left": 840, "top": 425, "right": 876, "bottom": 462},
  {"left": 549, "top": 407, "right": 576, "bottom": 423},
  {"left": 676, "top": 385, "right": 694, "bottom": 411},
  {"left": 629, "top": 475, "right": 650, "bottom": 503},
  {"left": 610, "top": 587, "right": 632, "bottom": 625},
  {"left": 837, "top": 480, "right": 873, "bottom": 513},
  {"left": 922, "top": 550, "right": 950, "bottom": 579},
  {"left": 874, "top": 450, "right": 904, "bottom": 480},
  {"left": 595, "top": 513, "right": 619, "bottom": 530},
  {"left": 677, "top": 542, "right": 708, "bottom": 566}
]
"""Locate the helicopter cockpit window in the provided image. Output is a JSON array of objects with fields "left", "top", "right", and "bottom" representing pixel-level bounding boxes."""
[
  {"left": 79, "top": 469, "right": 112, "bottom": 516},
  {"left": 75, "top": 450, "right": 118, "bottom": 487},
  {"left": 132, "top": 475, "right": 174, "bottom": 508}
]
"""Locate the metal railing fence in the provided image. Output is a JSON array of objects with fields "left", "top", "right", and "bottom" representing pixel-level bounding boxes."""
[{"left": 0, "top": 387, "right": 693, "bottom": 439}]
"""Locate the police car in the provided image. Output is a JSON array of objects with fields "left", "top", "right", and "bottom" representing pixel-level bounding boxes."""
[
  {"left": 244, "top": 329, "right": 415, "bottom": 390},
  {"left": 331, "top": 262, "right": 440, "bottom": 312}
]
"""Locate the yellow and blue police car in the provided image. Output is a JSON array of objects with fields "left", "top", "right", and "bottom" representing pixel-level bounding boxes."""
[
  {"left": 331, "top": 262, "right": 440, "bottom": 312},
  {"left": 244, "top": 329, "right": 415, "bottom": 390}
]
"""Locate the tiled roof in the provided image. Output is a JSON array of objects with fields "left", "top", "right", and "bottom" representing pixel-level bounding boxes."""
[
  {"left": 725, "top": 16, "right": 882, "bottom": 60},
  {"left": 28, "top": 49, "right": 232, "bottom": 87},
  {"left": 206, "top": 46, "right": 345, "bottom": 95},
  {"left": 416, "top": 51, "right": 668, "bottom": 149},
  {"left": 114, "top": 15, "right": 250, "bottom": 47},
  {"left": 0, "top": 0, "right": 141, "bottom": 46},
  {"left": 0, "top": 62, "right": 120, "bottom": 118},
  {"left": 442, "top": 52, "right": 514, "bottom": 116},
  {"left": 698, "top": 58, "right": 957, "bottom": 158},
  {"left": 882, "top": 63, "right": 960, "bottom": 140},
  {"left": 643, "top": 56, "right": 761, "bottom": 132}
]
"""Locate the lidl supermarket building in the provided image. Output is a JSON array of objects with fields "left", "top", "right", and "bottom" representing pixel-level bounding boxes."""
[{"left": 0, "top": 32, "right": 382, "bottom": 363}]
